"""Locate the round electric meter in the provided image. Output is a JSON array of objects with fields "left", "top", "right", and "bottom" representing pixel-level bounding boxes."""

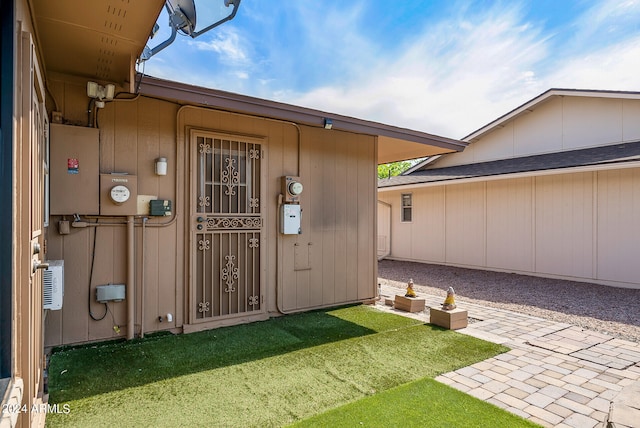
[
  {"left": 110, "top": 185, "right": 131, "bottom": 204},
  {"left": 288, "top": 181, "right": 303, "bottom": 196}
]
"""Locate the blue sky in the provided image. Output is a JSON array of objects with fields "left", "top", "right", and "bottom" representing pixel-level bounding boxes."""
[{"left": 143, "top": 0, "right": 640, "bottom": 139}]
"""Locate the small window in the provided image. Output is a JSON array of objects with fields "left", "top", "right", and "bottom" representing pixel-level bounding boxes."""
[{"left": 401, "top": 193, "right": 412, "bottom": 222}]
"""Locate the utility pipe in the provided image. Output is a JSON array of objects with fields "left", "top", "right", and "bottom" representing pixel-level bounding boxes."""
[
  {"left": 127, "top": 215, "right": 135, "bottom": 340},
  {"left": 140, "top": 217, "right": 147, "bottom": 338}
]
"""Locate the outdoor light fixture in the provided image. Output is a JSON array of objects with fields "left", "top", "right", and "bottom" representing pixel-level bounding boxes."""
[
  {"left": 87, "top": 81, "right": 115, "bottom": 108},
  {"left": 155, "top": 157, "right": 168, "bottom": 176},
  {"left": 323, "top": 118, "right": 333, "bottom": 130}
]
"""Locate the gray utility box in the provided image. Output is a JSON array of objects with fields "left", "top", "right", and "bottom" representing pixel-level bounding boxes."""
[{"left": 96, "top": 284, "right": 126, "bottom": 303}]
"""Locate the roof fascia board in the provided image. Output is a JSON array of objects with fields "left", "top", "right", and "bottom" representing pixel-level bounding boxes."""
[
  {"left": 463, "top": 88, "right": 640, "bottom": 142},
  {"left": 378, "top": 160, "right": 640, "bottom": 192},
  {"left": 138, "top": 75, "right": 466, "bottom": 152}
]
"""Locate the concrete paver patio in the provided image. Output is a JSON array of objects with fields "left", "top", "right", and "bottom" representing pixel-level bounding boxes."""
[{"left": 376, "top": 285, "right": 640, "bottom": 428}]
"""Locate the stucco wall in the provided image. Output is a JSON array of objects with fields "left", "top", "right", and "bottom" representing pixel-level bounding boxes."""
[{"left": 378, "top": 167, "right": 640, "bottom": 289}]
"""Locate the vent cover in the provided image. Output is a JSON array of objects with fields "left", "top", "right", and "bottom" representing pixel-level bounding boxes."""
[{"left": 43, "top": 260, "right": 64, "bottom": 310}]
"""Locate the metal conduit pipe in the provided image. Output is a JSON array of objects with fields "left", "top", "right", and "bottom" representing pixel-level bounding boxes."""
[
  {"left": 140, "top": 217, "right": 147, "bottom": 338},
  {"left": 127, "top": 215, "right": 135, "bottom": 340}
]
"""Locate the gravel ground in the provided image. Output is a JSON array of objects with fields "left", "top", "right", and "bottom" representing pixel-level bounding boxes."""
[{"left": 378, "top": 259, "right": 640, "bottom": 343}]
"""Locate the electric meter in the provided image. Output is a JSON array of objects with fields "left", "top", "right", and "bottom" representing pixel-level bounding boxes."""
[
  {"left": 288, "top": 181, "right": 303, "bottom": 196},
  {"left": 110, "top": 185, "right": 131, "bottom": 204},
  {"left": 281, "top": 176, "right": 303, "bottom": 203},
  {"left": 100, "top": 174, "right": 137, "bottom": 215}
]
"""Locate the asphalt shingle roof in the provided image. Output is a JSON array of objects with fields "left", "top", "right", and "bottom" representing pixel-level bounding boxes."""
[{"left": 378, "top": 141, "right": 640, "bottom": 188}]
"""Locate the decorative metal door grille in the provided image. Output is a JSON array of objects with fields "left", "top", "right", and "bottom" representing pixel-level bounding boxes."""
[{"left": 193, "top": 134, "right": 263, "bottom": 320}]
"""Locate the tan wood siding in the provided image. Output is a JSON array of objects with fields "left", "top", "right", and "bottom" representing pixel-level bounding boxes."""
[
  {"left": 381, "top": 166, "right": 640, "bottom": 288},
  {"left": 46, "top": 87, "right": 180, "bottom": 346},
  {"left": 391, "top": 196, "right": 414, "bottom": 260},
  {"left": 432, "top": 97, "right": 640, "bottom": 169},
  {"left": 412, "top": 187, "right": 446, "bottom": 262},
  {"left": 445, "top": 182, "right": 486, "bottom": 266},
  {"left": 514, "top": 98, "right": 563, "bottom": 156},
  {"left": 535, "top": 173, "right": 594, "bottom": 278},
  {"left": 622, "top": 99, "right": 640, "bottom": 141},
  {"left": 486, "top": 178, "right": 534, "bottom": 272},
  {"left": 596, "top": 168, "right": 640, "bottom": 284},
  {"left": 45, "top": 84, "right": 377, "bottom": 345},
  {"left": 562, "top": 97, "right": 623, "bottom": 150}
]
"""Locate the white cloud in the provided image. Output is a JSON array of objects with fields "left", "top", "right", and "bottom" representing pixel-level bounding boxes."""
[
  {"left": 546, "top": 35, "right": 640, "bottom": 91},
  {"left": 146, "top": 1, "right": 640, "bottom": 140},
  {"left": 190, "top": 27, "right": 249, "bottom": 65},
  {"left": 567, "top": 0, "right": 640, "bottom": 48},
  {"left": 280, "top": 1, "right": 640, "bottom": 139},
  {"left": 286, "top": 4, "right": 549, "bottom": 138}
]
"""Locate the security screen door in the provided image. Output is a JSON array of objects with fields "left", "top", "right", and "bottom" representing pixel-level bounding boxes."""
[{"left": 191, "top": 131, "right": 264, "bottom": 322}]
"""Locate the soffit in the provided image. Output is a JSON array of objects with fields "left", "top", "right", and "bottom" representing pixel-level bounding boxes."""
[
  {"left": 377, "top": 136, "right": 456, "bottom": 164},
  {"left": 31, "top": 0, "right": 164, "bottom": 85}
]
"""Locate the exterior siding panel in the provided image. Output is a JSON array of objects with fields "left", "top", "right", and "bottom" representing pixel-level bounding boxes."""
[
  {"left": 596, "top": 169, "right": 640, "bottom": 285},
  {"left": 381, "top": 167, "right": 640, "bottom": 288},
  {"left": 486, "top": 178, "right": 533, "bottom": 272},
  {"left": 46, "top": 87, "right": 377, "bottom": 345},
  {"left": 445, "top": 182, "right": 486, "bottom": 267}
]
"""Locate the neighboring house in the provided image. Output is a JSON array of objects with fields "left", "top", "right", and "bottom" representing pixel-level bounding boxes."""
[
  {"left": 378, "top": 89, "right": 640, "bottom": 290},
  {"left": 2, "top": 1, "right": 465, "bottom": 426}
]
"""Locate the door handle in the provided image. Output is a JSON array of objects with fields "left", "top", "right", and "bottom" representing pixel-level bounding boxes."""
[{"left": 32, "top": 259, "right": 49, "bottom": 274}]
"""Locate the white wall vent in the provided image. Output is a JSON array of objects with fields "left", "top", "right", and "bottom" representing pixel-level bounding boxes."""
[{"left": 43, "top": 260, "right": 64, "bottom": 310}]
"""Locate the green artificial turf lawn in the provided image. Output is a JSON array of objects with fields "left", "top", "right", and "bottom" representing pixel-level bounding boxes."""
[
  {"left": 47, "top": 305, "right": 514, "bottom": 427},
  {"left": 291, "top": 377, "right": 540, "bottom": 428}
]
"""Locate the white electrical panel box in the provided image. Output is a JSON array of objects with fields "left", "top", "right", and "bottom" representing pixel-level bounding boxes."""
[
  {"left": 281, "top": 204, "right": 302, "bottom": 234},
  {"left": 43, "top": 260, "right": 64, "bottom": 310}
]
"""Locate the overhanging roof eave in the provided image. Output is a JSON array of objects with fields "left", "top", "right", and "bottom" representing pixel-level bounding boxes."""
[
  {"left": 378, "top": 159, "right": 640, "bottom": 191},
  {"left": 137, "top": 75, "right": 466, "bottom": 152}
]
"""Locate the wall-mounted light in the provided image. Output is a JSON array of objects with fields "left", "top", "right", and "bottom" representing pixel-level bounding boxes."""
[
  {"left": 323, "top": 118, "right": 333, "bottom": 130},
  {"left": 87, "top": 82, "right": 115, "bottom": 108},
  {"left": 155, "top": 157, "right": 168, "bottom": 176}
]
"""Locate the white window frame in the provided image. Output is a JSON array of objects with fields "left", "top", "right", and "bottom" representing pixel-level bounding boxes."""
[{"left": 401, "top": 193, "right": 412, "bottom": 222}]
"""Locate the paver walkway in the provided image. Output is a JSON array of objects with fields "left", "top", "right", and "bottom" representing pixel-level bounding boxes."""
[{"left": 376, "top": 285, "right": 640, "bottom": 428}]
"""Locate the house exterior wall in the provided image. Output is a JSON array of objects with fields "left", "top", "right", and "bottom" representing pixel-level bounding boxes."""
[
  {"left": 3, "top": 1, "right": 49, "bottom": 426},
  {"left": 378, "top": 166, "right": 640, "bottom": 289},
  {"left": 434, "top": 96, "right": 640, "bottom": 167},
  {"left": 45, "top": 78, "right": 377, "bottom": 346}
]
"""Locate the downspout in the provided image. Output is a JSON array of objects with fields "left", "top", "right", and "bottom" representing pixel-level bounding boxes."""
[{"left": 127, "top": 215, "right": 135, "bottom": 339}]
